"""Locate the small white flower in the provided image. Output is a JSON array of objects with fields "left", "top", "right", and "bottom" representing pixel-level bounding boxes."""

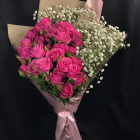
[
  {"left": 100, "top": 77, "right": 103, "bottom": 80},
  {"left": 83, "top": 67, "right": 87, "bottom": 71},
  {"left": 90, "top": 54, "right": 94, "bottom": 58},
  {"left": 97, "top": 81, "right": 100, "bottom": 84},
  {"left": 76, "top": 50, "right": 79, "bottom": 54},
  {"left": 105, "top": 63, "right": 108, "bottom": 66},
  {"left": 33, "top": 17, "right": 36, "bottom": 20},
  {"left": 100, "top": 57, "right": 104, "bottom": 61},
  {"left": 76, "top": 46, "right": 79, "bottom": 50},
  {"left": 88, "top": 73, "right": 93, "bottom": 77},
  {"left": 90, "top": 85, "right": 93, "bottom": 88},
  {"left": 34, "top": 11, "right": 37, "bottom": 14},
  {"left": 86, "top": 91, "right": 89, "bottom": 93},
  {"left": 101, "top": 69, "right": 104, "bottom": 72},
  {"left": 127, "top": 44, "right": 130, "bottom": 47}
]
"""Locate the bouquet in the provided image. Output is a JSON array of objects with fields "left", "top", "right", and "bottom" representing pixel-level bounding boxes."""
[{"left": 7, "top": 0, "right": 130, "bottom": 139}]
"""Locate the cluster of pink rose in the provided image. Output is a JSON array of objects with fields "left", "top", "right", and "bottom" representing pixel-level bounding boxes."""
[{"left": 16, "top": 17, "right": 88, "bottom": 99}]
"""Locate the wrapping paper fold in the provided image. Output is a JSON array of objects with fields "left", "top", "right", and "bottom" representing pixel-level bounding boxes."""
[{"left": 7, "top": 0, "right": 103, "bottom": 139}]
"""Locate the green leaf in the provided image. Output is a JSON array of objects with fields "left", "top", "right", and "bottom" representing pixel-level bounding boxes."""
[
  {"left": 19, "top": 70, "right": 25, "bottom": 77},
  {"left": 40, "top": 31, "right": 43, "bottom": 35},
  {"left": 66, "top": 52, "right": 71, "bottom": 57},
  {"left": 46, "top": 71, "right": 50, "bottom": 76},
  {"left": 60, "top": 98, "right": 67, "bottom": 105},
  {"left": 33, "top": 40, "right": 37, "bottom": 46},
  {"left": 40, "top": 82, "right": 47, "bottom": 91},
  {"left": 34, "top": 78, "right": 43, "bottom": 85}
]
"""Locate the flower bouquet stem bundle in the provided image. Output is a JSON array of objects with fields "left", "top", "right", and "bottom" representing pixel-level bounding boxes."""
[{"left": 7, "top": 0, "right": 129, "bottom": 139}]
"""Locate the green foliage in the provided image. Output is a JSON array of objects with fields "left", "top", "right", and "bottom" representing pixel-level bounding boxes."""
[
  {"left": 60, "top": 98, "right": 67, "bottom": 105},
  {"left": 66, "top": 52, "right": 71, "bottom": 57},
  {"left": 40, "top": 82, "right": 47, "bottom": 91},
  {"left": 33, "top": 40, "right": 37, "bottom": 46},
  {"left": 34, "top": 78, "right": 43, "bottom": 85},
  {"left": 19, "top": 70, "right": 25, "bottom": 77}
]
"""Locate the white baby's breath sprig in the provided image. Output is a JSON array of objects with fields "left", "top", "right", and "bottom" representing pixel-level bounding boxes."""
[{"left": 35, "top": 5, "right": 129, "bottom": 82}]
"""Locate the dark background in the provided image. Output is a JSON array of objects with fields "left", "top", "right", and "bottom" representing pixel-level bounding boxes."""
[{"left": 0, "top": 0, "right": 140, "bottom": 140}]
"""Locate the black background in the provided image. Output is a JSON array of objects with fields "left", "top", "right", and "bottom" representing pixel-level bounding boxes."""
[{"left": 0, "top": 0, "right": 140, "bottom": 140}]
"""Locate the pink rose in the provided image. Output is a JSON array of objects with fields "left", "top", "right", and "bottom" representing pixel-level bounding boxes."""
[
  {"left": 66, "top": 64, "right": 81, "bottom": 80},
  {"left": 57, "top": 55, "right": 65, "bottom": 61},
  {"left": 35, "top": 36, "right": 45, "bottom": 44},
  {"left": 44, "top": 33, "right": 51, "bottom": 42},
  {"left": 20, "top": 38, "right": 33, "bottom": 47},
  {"left": 44, "top": 44, "right": 51, "bottom": 52},
  {"left": 27, "top": 60, "right": 40, "bottom": 76},
  {"left": 19, "top": 64, "right": 28, "bottom": 76},
  {"left": 72, "top": 39, "right": 83, "bottom": 48},
  {"left": 73, "top": 72, "right": 84, "bottom": 86},
  {"left": 60, "top": 83, "right": 74, "bottom": 98},
  {"left": 30, "top": 44, "right": 45, "bottom": 58},
  {"left": 16, "top": 46, "right": 32, "bottom": 60},
  {"left": 53, "top": 43, "right": 68, "bottom": 53},
  {"left": 34, "top": 57, "right": 53, "bottom": 73},
  {"left": 70, "top": 29, "right": 82, "bottom": 40},
  {"left": 27, "top": 58, "right": 52, "bottom": 75},
  {"left": 58, "top": 84, "right": 63, "bottom": 90},
  {"left": 47, "top": 22, "right": 71, "bottom": 44},
  {"left": 26, "top": 27, "right": 38, "bottom": 39},
  {"left": 70, "top": 56, "right": 83, "bottom": 70},
  {"left": 57, "top": 57, "right": 72, "bottom": 72},
  {"left": 50, "top": 69, "right": 65, "bottom": 85},
  {"left": 35, "top": 17, "right": 51, "bottom": 32},
  {"left": 68, "top": 47, "right": 76, "bottom": 55},
  {"left": 46, "top": 48, "right": 65, "bottom": 62},
  {"left": 45, "top": 43, "right": 51, "bottom": 50},
  {"left": 16, "top": 55, "right": 26, "bottom": 64}
]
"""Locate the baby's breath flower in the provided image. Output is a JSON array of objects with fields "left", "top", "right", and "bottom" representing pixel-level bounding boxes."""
[
  {"left": 101, "top": 69, "right": 104, "bottom": 72},
  {"left": 90, "top": 85, "right": 93, "bottom": 88},
  {"left": 86, "top": 90, "right": 89, "bottom": 93}
]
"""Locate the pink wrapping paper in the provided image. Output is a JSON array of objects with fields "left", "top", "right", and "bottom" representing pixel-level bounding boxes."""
[{"left": 7, "top": 0, "right": 104, "bottom": 139}]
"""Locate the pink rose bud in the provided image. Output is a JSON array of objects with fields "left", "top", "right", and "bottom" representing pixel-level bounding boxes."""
[
  {"left": 58, "top": 84, "right": 63, "bottom": 91},
  {"left": 57, "top": 55, "right": 65, "bottom": 62},
  {"left": 45, "top": 75, "right": 50, "bottom": 82},
  {"left": 35, "top": 36, "right": 45, "bottom": 44},
  {"left": 19, "top": 64, "right": 28, "bottom": 76},
  {"left": 84, "top": 77, "right": 89, "bottom": 82},
  {"left": 74, "top": 85, "right": 77, "bottom": 89},
  {"left": 60, "top": 83, "right": 74, "bottom": 99},
  {"left": 44, "top": 33, "right": 51, "bottom": 42},
  {"left": 68, "top": 47, "right": 76, "bottom": 55},
  {"left": 16, "top": 55, "right": 26, "bottom": 64}
]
